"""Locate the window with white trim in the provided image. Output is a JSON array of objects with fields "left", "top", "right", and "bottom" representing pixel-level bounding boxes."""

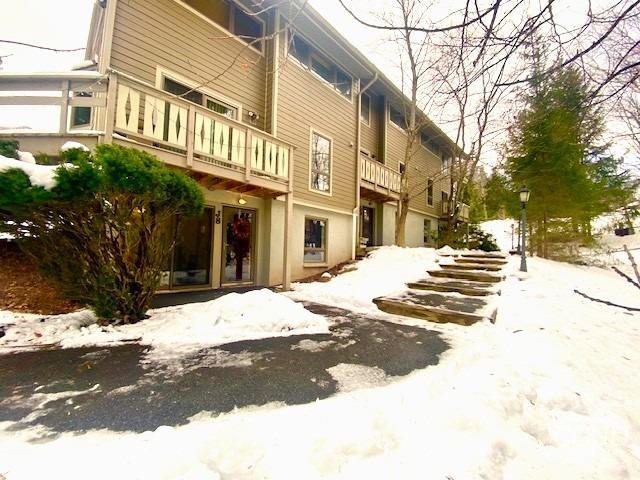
[
  {"left": 289, "top": 31, "right": 353, "bottom": 100},
  {"left": 304, "top": 217, "right": 327, "bottom": 263},
  {"left": 427, "top": 179, "right": 434, "bottom": 206},
  {"left": 162, "top": 77, "right": 237, "bottom": 119},
  {"left": 310, "top": 131, "right": 331, "bottom": 193}
]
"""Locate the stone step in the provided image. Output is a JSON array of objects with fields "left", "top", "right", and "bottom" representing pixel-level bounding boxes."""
[
  {"left": 460, "top": 252, "right": 508, "bottom": 260},
  {"left": 428, "top": 268, "right": 504, "bottom": 283},
  {"left": 456, "top": 257, "right": 508, "bottom": 266},
  {"left": 373, "top": 291, "right": 496, "bottom": 326},
  {"left": 442, "top": 262, "right": 503, "bottom": 272},
  {"left": 407, "top": 279, "right": 497, "bottom": 296}
]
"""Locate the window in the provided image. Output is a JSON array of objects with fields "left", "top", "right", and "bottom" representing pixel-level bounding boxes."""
[
  {"left": 288, "top": 31, "right": 353, "bottom": 100},
  {"left": 389, "top": 106, "right": 407, "bottom": 129},
  {"left": 427, "top": 179, "right": 434, "bottom": 206},
  {"left": 310, "top": 131, "right": 331, "bottom": 193},
  {"left": 71, "top": 92, "right": 92, "bottom": 127},
  {"left": 399, "top": 162, "right": 406, "bottom": 175},
  {"left": 304, "top": 217, "right": 327, "bottom": 263},
  {"left": 421, "top": 132, "right": 441, "bottom": 155},
  {"left": 311, "top": 54, "right": 333, "bottom": 83},
  {"left": 162, "top": 77, "right": 237, "bottom": 119},
  {"left": 336, "top": 68, "right": 352, "bottom": 98},
  {"left": 423, "top": 219, "right": 432, "bottom": 245},
  {"left": 184, "top": 0, "right": 264, "bottom": 53},
  {"left": 290, "top": 34, "right": 311, "bottom": 65},
  {"left": 361, "top": 93, "right": 371, "bottom": 125},
  {"left": 232, "top": 6, "right": 264, "bottom": 51}
]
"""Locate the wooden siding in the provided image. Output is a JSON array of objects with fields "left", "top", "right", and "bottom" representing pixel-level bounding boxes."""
[
  {"left": 385, "top": 118, "right": 446, "bottom": 216},
  {"left": 360, "top": 92, "right": 380, "bottom": 159},
  {"left": 277, "top": 49, "right": 358, "bottom": 211},
  {"left": 110, "top": 0, "right": 266, "bottom": 129}
]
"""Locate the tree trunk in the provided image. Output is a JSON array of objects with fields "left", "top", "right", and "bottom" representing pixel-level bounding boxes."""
[{"left": 395, "top": 194, "right": 409, "bottom": 247}]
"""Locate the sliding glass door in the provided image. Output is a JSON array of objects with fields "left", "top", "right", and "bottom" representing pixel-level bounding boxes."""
[{"left": 161, "top": 208, "right": 213, "bottom": 289}]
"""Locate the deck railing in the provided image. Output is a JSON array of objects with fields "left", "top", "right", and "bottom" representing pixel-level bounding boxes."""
[
  {"left": 112, "top": 74, "right": 291, "bottom": 182},
  {"left": 360, "top": 155, "right": 401, "bottom": 195},
  {"left": 0, "top": 71, "right": 293, "bottom": 188},
  {"left": 441, "top": 201, "right": 470, "bottom": 222},
  {"left": 0, "top": 71, "right": 108, "bottom": 133}
]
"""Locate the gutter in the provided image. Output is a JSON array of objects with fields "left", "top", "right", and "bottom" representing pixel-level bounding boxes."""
[{"left": 352, "top": 73, "right": 378, "bottom": 258}]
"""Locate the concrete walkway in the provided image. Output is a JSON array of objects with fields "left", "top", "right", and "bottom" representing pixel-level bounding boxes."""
[{"left": 0, "top": 303, "right": 447, "bottom": 434}]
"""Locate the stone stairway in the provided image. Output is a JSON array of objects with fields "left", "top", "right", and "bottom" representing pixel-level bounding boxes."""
[{"left": 373, "top": 251, "right": 508, "bottom": 326}]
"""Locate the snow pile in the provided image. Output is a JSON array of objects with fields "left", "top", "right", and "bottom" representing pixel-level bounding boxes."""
[
  {"left": 16, "top": 151, "right": 36, "bottom": 164},
  {"left": 0, "top": 154, "right": 62, "bottom": 190},
  {"left": 60, "top": 141, "right": 89, "bottom": 152},
  {"left": 0, "top": 289, "right": 330, "bottom": 359},
  {"left": 481, "top": 219, "right": 519, "bottom": 252},
  {"left": 2, "top": 256, "right": 640, "bottom": 478},
  {"left": 286, "top": 246, "right": 439, "bottom": 313}
]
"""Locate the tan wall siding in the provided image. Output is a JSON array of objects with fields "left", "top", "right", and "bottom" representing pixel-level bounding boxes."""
[
  {"left": 110, "top": 0, "right": 266, "bottom": 129},
  {"left": 360, "top": 93, "right": 380, "bottom": 159},
  {"left": 277, "top": 60, "right": 358, "bottom": 211},
  {"left": 385, "top": 118, "right": 446, "bottom": 217},
  {"left": 385, "top": 122, "right": 406, "bottom": 172}
]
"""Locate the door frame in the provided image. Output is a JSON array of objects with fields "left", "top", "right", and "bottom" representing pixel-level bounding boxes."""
[{"left": 219, "top": 204, "right": 258, "bottom": 287}]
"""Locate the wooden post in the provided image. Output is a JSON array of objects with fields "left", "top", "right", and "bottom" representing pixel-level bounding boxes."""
[
  {"left": 59, "top": 80, "right": 70, "bottom": 134},
  {"left": 282, "top": 148, "right": 294, "bottom": 291},
  {"left": 186, "top": 105, "right": 196, "bottom": 168},
  {"left": 245, "top": 130, "right": 253, "bottom": 182},
  {"left": 103, "top": 72, "right": 118, "bottom": 143}
]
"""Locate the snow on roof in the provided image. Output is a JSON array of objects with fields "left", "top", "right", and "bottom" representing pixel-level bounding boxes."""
[{"left": 0, "top": 154, "right": 63, "bottom": 190}]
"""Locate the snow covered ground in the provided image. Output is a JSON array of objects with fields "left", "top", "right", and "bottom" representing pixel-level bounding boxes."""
[
  {"left": 1, "top": 246, "right": 640, "bottom": 479},
  {"left": 0, "top": 289, "right": 330, "bottom": 363}
]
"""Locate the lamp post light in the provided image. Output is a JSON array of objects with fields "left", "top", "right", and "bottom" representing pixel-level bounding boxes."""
[{"left": 519, "top": 187, "right": 531, "bottom": 272}]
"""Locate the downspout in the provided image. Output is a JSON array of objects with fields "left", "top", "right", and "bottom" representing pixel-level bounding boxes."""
[{"left": 353, "top": 73, "right": 378, "bottom": 258}]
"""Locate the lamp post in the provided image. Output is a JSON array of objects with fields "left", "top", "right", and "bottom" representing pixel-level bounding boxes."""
[{"left": 519, "top": 187, "right": 531, "bottom": 272}]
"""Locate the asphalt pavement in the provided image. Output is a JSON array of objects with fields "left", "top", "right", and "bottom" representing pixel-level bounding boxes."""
[{"left": 0, "top": 303, "right": 448, "bottom": 434}]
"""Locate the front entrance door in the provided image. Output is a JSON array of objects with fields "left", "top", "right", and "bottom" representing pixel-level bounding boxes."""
[
  {"left": 161, "top": 207, "right": 213, "bottom": 289},
  {"left": 361, "top": 206, "right": 375, "bottom": 247},
  {"left": 221, "top": 206, "right": 256, "bottom": 285}
]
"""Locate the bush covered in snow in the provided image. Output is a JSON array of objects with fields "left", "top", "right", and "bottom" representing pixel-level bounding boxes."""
[{"left": 0, "top": 144, "right": 204, "bottom": 324}]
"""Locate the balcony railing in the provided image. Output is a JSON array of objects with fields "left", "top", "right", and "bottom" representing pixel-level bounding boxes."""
[
  {"left": 0, "top": 71, "right": 293, "bottom": 193},
  {"left": 441, "top": 201, "right": 470, "bottom": 222},
  {"left": 360, "top": 155, "right": 401, "bottom": 199}
]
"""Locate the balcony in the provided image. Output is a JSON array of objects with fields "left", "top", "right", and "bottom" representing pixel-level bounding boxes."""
[
  {"left": 441, "top": 201, "right": 470, "bottom": 222},
  {"left": 360, "top": 155, "right": 401, "bottom": 202},
  {"left": 0, "top": 71, "right": 293, "bottom": 197}
]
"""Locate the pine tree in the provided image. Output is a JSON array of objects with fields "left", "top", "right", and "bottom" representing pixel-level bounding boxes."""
[{"left": 505, "top": 63, "right": 606, "bottom": 257}]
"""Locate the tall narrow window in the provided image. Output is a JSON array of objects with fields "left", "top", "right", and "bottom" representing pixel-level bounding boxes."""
[
  {"left": 361, "top": 93, "right": 371, "bottom": 125},
  {"left": 427, "top": 179, "right": 434, "bottom": 206},
  {"left": 304, "top": 217, "right": 327, "bottom": 263},
  {"left": 310, "top": 131, "right": 331, "bottom": 193}
]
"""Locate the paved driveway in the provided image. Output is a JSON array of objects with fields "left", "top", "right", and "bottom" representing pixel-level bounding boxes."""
[{"left": 0, "top": 303, "right": 448, "bottom": 434}]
